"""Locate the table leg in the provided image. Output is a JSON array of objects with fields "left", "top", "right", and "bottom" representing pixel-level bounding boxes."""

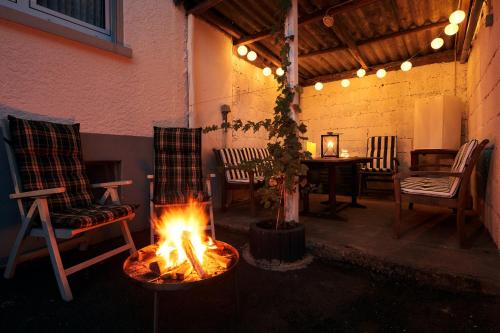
[
  {"left": 350, "top": 163, "right": 366, "bottom": 208},
  {"left": 328, "top": 165, "right": 337, "bottom": 211},
  {"left": 153, "top": 291, "right": 159, "bottom": 333}
]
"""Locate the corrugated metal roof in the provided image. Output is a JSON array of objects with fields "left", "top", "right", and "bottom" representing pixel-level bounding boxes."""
[{"left": 186, "top": 0, "right": 461, "bottom": 84}]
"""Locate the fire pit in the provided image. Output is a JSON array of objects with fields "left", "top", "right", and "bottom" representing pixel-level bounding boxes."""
[{"left": 123, "top": 202, "right": 239, "bottom": 332}]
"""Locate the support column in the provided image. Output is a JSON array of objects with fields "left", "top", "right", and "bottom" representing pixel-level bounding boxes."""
[{"left": 284, "top": 0, "right": 300, "bottom": 223}]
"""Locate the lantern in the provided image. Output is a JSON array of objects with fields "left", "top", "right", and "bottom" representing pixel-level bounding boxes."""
[{"left": 321, "top": 132, "right": 339, "bottom": 158}]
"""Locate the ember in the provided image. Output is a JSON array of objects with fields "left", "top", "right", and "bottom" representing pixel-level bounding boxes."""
[{"left": 124, "top": 201, "right": 238, "bottom": 285}]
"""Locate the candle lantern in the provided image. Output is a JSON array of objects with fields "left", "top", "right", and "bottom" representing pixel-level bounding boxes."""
[{"left": 321, "top": 132, "right": 339, "bottom": 158}]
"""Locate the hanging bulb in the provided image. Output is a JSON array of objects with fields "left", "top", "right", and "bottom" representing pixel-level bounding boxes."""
[
  {"left": 449, "top": 10, "right": 466, "bottom": 24},
  {"left": 376, "top": 69, "right": 387, "bottom": 78},
  {"left": 247, "top": 51, "right": 257, "bottom": 61},
  {"left": 276, "top": 67, "right": 285, "bottom": 76},
  {"left": 401, "top": 61, "right": 412, "bottom": 72},
  {"left": 237, "top": 45, "right": 248, "bottom": 56},
  {"left": 341, "top": 79, "right": 350, "bottom": 88},
  {"left": 314, "top": 82, "right": 323, "bottom": 91},
  {"left": 262, "top": 67, "right": 272, "bottom": 76},
  {"left": 445, "top": 23, "right": 459, "bottom": 36},
  {"left": 356, "top": 68, "right": 366, "bottom": 78},
  {"left": 431, "top": 37, "right": 444, "bottom": 49}
]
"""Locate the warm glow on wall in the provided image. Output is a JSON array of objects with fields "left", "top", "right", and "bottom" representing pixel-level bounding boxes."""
[
  {"left": 445, "top": 23, "right": 459, "bottom": 36},
  {"left": 276, "top": 67, "right": 285, "bottom": 76},
  {"left": 314, "top": 82, "right": 323, "bottom": 91},
  {"left": 262, "top": 67, "right": 272, "bottom": 76},
  {"left": 401, "top": 61, "right": 412, "bottom": 72},
  {"left": 247, "top": 51, "right": 257, "bottom": 61},
  {"left": 341, "top": 79, "right": 350, "bottom": 88},
  {"left": 237, "top": 45, "right": 248, "bottom": 56},
  {"left": 356, "top": 68, "right": 366, "bottom": 78},
  {"left": 306, "top": 141, "right": 317, "bottom": 158},
  {"left": 376, "top": 69, "right": 387, "bottom": 78},
  {"left": 431, "top": 37, "right": 444, "bottom": 50},
  {"left": 449, "top": 10, "right": 466, "bottom": 24}
]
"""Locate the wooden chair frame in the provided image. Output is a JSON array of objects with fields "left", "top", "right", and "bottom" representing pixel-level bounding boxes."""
[
  {"left": 393, "top": 139, "right": 489, "bottom": 247},
  {"left": 2, "top": 120, "right": 136, "bottom": 301},
  {"left": 147, "top": 174, "right": 216, "bottom": 244}
]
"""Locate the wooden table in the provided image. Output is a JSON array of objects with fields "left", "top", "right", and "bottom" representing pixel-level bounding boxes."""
[{"left": 302, "top": 157, "right": 372, "bottom": 220}]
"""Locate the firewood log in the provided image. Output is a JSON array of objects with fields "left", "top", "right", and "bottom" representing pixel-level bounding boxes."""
[
  {"left": 181, "top": 231, "right": 207, "bottom": 279},
  {"left": 205, "top": 251, "right": 232, "bottom": 269},
  {"left": 174, "top": 262, "right": 193, "bottom": 280}
]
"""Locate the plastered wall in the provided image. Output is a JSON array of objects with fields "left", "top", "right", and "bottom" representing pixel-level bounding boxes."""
[
  {"left": 466, "top": 3, "right": 500, "bottom": 247},
  {"left": 300, "top": 61, "right": 468, "bottom": 169}
]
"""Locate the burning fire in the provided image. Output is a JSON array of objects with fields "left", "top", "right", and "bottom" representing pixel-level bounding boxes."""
[{"left": 154, "top": 201, "right": 212, "bottom": 273}]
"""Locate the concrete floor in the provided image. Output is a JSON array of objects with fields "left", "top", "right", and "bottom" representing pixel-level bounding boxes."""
[{"left": 215, "top": 193, "right": 500, "bottom": 294}]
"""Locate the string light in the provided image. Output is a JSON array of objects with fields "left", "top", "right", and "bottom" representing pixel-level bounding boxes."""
[
  {"left": 356, "top": 68, "right": 366, "bottom": 78},
  {"left": 341, "top": 79, "right": 350, "bottom": 87},
  {"left": 247, "top": 51, "right": 257, "bottom": 61},
  {"left": 262, "top": 67, "right": 272, "bottom": 76},
  {"left": 401, "top": 61, "right": 412, "bottom": 72},
  {"left": 276, "top": 67, "right": 285, "bottom": 76},
  {"left": 449, "top": 10, "right": 466, "bottom": 24},
  {"left": 431, "top": 37, "right": 444, "bottom": 49},
  {"left": 445, "top": 23, "right": 459, "bottom": 36},
  {"left": 237, "top": 45, "right": 248, "bottom": 56},
  {"left": 314, "top": 82, "right": 324, "bottom": 91},
  {"left": 376, "top": 69, "right": 387, "bottom": 78}
]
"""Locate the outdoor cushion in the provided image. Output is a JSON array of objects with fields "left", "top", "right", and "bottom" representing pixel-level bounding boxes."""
[
  {"left": 401, "top": 140, "right": 478, "bottom": 198},
  {"left": 153, "top": 127, "right": 204, "bottom": 205},
  {"left": 50, "top": 204, "right": 137, "bottom": 229},
  {"left": 218, "top": 147, "right": 269, "bottom": 183},
  {"left": 361, "top": 136, "right": 397, "bottom": 172},
  {"left": 8, "top": 116, "right": 94, "bottom": 211}
]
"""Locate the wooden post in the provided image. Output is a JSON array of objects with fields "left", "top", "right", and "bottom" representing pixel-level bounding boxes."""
[{"left": 284, "top": 0, "right": 300, "bottom": 223}]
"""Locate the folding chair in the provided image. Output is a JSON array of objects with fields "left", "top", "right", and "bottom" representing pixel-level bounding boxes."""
[
  {"left": 147, "top": 127, "right": 215, "bottom": 243},
  {"left": 3, "top": 116, "right": 136, "bottom": 301}
]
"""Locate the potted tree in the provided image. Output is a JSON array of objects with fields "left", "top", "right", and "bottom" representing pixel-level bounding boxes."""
[{"left": 203, "top": 0, "right": 310, "bottom": 263}]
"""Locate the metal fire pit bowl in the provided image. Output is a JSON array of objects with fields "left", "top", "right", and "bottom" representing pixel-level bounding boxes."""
[{"left": 123, "top": 240, "right": 240, "bottom": 332}]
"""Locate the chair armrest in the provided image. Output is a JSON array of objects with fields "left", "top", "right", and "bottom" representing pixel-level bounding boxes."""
[
  {"left": 91, "top": 180, "right": 132, "bottom": 188},
  {"left": 394, "top": 171, "right": 463, "bottom": 180},
  {"left": 10, "top": 187, "right": 65, "bottom": 199}
]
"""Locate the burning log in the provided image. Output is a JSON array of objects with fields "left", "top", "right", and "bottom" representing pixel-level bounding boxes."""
[
  {"left": 149, "top": 258, "right": 167, "bottom": 276},
  {"left": 205, "top": 251, "right": 232, "bottom": 269},
  {"left": 174, "top": 262, "right": 193, "bottom": 280},
  {"left": 181, "top": 231, "right": 207, "bottom": 279}
]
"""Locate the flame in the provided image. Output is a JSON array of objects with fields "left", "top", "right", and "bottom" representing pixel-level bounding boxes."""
[{"left": 154, "top": 201, "right": 210, "bottom": 271}]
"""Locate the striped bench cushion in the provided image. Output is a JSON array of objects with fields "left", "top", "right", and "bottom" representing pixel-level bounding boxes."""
[
  {"left": 361, "top": 136, "right": 397, "bottom": 173},
  {"left": 218, "top": 148, "right": 269, "bottom": 184},
  {"left": 401, "top": 140, "right": 478, "bottom": 198}
]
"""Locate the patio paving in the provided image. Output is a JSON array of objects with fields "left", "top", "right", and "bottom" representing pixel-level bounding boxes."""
[
  {"left": 2, "top": 228, "right": 500, "bottom": 332},
  {"left": 215, "top": 194, "right": 500, "bottom": 295}
]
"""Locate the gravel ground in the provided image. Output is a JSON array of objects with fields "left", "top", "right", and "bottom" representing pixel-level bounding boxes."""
[{"left": 1, "top": 229, "right": 500, "bottom": 333}]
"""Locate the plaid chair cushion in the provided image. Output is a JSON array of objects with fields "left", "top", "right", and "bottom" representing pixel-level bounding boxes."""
[
  {"left": 50, "top": 204, "right": 137, "bottom": 229},
  {"left": 153, "top": 127, "right": 204, "bottom": 205},
  {"left": 361, "top": 136, "right": 397, "bottom": 173},
  {"left": 8, "top": 116, "right": 94, "bottom": 211}
]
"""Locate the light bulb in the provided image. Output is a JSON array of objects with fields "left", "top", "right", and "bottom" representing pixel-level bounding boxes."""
[
  {"left": 276, "top": 67, "right": 285, "bottom": 76},
  {"left": 445, "top": 23, "right": 459, "bottom": 36},
  {"left": 449, "top": 10, "right": 466, "bottom": 24},
  {"left": 247, "top": 51, "right": 257, "bottom": 61},
  {"left": 431, "top": 37, "right": 444, "bottom": 50},
  {"left": 262, "top": 67, "right": 272, "bottom": 76},
  {"left": 341, "top": 79, "right": 350, "bottom": 87},
  {"left": 401, "top": 61, "right": 412, "bottom": 72},
  {"left": 356, "top": 68, "right": 366, "bottom": 78},
  {"left": 376, "top": 68, "right": 387, "bottom": 78},
  {"left": 314, "top": 82, "right": 323, "bottom": 91},
  {"left": 237, "top": 45, "right": 248, "bottom": 56}
]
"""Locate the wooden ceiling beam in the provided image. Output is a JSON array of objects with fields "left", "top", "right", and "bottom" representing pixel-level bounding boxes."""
[
  {"left": 187, "top": 0, "right": 224, "bottom": 15},
  {"left": 455, "top": 0, "right": 473, "bottom": 59},
  {"left": 234, "top": 0, "right": 380, "bottom": 46},
  {"left": 330, "top": 22, "right": 369, "bottom": 69},
  {"left": 302, "top": 50, "right": 455, "bottom": 86},
  {"left": 299, "top": 20, "right": 448, "bottom": 59},
  {"left": 460, "top": 0, "right": 484, "bottom": 63}
]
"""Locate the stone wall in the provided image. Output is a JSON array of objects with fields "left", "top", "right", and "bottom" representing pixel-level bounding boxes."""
[
  {"left": 466, "top": 3, "right": 500, "bottom": 247},
  {"left": 300, "top": 62, "right": 468, "bottom": 169}
]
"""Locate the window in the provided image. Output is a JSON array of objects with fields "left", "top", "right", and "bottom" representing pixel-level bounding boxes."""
[{"left": 1, "top": 0, "right": 114, "bottom": 41}]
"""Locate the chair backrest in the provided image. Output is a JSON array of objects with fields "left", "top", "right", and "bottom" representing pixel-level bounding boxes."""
[
  {"left": 6, "top": 115, "right": 94, "bottom": 211},
  {"left": 366, "top": 136, "right": 397, "bottom": 171},
  {"left": 153, "top": 127, "right": 203, "bottom": 204},
  {"left": 216, "top": 147, "right": 269, "bottom": 182}
]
